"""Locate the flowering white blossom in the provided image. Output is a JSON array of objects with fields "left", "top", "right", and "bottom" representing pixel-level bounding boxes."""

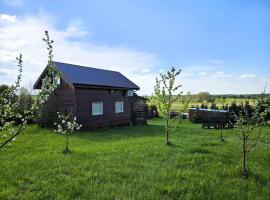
[
  {"left": 54, "top": 112, "right": 82, "bottom": 153},
  {"left": 0, "top": 54, "right": 27, "bottom": 149},
  {"left": 1, "top": 31, "right": 61, "bottom": 149},
  {"left": 29, "top": 31, "right": 60, "bottom": 126}
]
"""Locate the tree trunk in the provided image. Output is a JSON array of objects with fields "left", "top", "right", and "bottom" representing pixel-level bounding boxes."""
[
  {"left": 166, "top": 118, "right": 169, "bottom": 145},
  {"left": 66, "top": 134, "right": 69, "bottom": 150},
  {"left": 242, "top": 138, "right": 248, "bottom": 177},
  {"left": 220, "top": 131, "right": 225, "bottom": 142},
  {"left": 220, "top": 131, "right": 222, "bottom": 141},
  {"left": 63, "top": 134, "right": 70, "bottom": 153},
  {"left": 0, "top": 124, "right": 24, "bottom": 149}
]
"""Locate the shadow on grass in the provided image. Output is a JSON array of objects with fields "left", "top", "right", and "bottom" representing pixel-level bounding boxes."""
[
  {"left": 250, "top": 172, "right": 269, "bottom": 185},
  {"left": 72, "top": 123, "right": 165, "bottom": 142},
  {"left": 200, "top": 143, "right": 220, "bottom": 147},
  {"left": 190, "top": 148, "right": 211, "bottom": 154},
  {"left": 165, "top": 142, "right": 178, "bottom": 147}
]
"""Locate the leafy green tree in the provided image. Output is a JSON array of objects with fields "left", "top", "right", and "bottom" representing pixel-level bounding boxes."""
[
  {"left": 197, "top": 92, "right": 211, "bottom": 102},
  {"left": 154, "top": 67, "right": 186, "bottom": 145},
  {"left": 233, "top": 103, "right": 269, "bottom": 178},
  {"left": 17, "top": 87, "right": 32, "bottom": 117},
  {"left": 0, "top": 85, "right": 9, "bottom": 94},
  {"left": 210, "top": 102, "right": 217, "bottom": 110}
]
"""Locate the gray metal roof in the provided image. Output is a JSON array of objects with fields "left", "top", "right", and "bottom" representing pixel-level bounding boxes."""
[
  {"left": 189, "top": 108, "right": 228, "bottom": 113},
  {"left": 50, "top": 62, "right": 139, "bottom": 90}
]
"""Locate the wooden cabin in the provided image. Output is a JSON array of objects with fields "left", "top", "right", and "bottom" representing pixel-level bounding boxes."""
[{"left": 33, "top": 61, "right": 147, "bottom": 129}]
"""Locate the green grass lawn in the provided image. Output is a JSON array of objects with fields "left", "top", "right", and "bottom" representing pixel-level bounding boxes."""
[
  {"left": 171, "top": 98, "right": 258, "bottom": 112},
  {"left": 0, "top": 119, "right": 269, "bottom": 200}
]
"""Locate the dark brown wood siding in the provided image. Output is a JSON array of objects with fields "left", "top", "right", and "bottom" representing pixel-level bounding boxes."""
[
  {"left": 131, "top": 98, "right": 147, "bottom": 125},
  {"left": 41, "top": 77, "right": 75, "bottom": 127},
  {"left": 75, "top": 88, "right": 132, "bottom": 129}
]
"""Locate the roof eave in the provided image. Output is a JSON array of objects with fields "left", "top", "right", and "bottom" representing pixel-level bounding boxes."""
[{"left": 73, "top": 83, "right": 139, "bottom": 90}]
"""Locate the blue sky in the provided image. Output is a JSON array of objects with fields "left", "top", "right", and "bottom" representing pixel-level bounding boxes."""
[{"left": 0, "top": 0, "right": 269, "bottom": 94}]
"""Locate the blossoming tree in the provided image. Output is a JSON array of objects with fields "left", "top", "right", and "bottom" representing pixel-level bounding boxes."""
[
  {"left": 31, "top": 30, "right": 60, "bottom": 125},
  {"left": 54, "top": 112, "right": 82, "bottom": 153},
  {"left": 1, "top": 30, "right": 60, "bottom": 149},
  {"left": 0, "top": 54, "right": 27, "bottom": 149}
]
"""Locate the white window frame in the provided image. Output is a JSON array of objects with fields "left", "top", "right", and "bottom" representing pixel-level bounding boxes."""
[
  {"left": 115, "top": 101, "right": 124, "bottom": 113},
  {"left": 92, "top": 102, "right": 103, "bottom": 116}
]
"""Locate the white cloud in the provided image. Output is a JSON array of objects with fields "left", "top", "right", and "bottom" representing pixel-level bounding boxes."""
[
  {"left": 181, "top": 75, "right": 267, "bottom": 94},
  {"left": 133, "top": 68, "right": 151, "bottom": 75},
  {"left": 212, "top": 71, "right": 233, "bottom": 79},
  {"left": 0, "top": 14, "right": 16, "bottom": 23},
  {"left": 238, "top": 74, "right": 256, "bottom": 80},
  {"left": 184, "top": 65, "right": 215, "bottom": 72},
  {"left": 0, "top": 69, "right": 15, "bottom": 76},
  {"left": 158, "top": 69, "right": 164, "bottom": 73},
  {"left": 207, "top": 59, "right": 224, "bottom": 65},
  {"left": 197, "top": 72, "right": 207, "bottom": 76},
  {"left": 0, "top": 12, "right": 160, "bottom": 94},
  {"left": 0, "top": 70, "right": 8, "bottom": 76},
  {"left": 65, "top": 20, "right": 89, "bottom": 38},
  {"left": 141, "top": 69, "right": 151, "bottom": 74},
  {"left": 181, "top": 72, "right": 194, "bottom": 77}
]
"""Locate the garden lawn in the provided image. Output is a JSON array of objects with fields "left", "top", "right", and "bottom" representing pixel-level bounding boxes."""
[
  {"left": 171, "top": 98, "right": 257, "bottom": 112},
  {"left": 0, "top": 119, "right": 269, "bottom": 200}
]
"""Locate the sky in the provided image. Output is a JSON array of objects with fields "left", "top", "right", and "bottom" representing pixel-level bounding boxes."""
[{"left": 0, "top": 0, "right": 269, "bottom": 95}]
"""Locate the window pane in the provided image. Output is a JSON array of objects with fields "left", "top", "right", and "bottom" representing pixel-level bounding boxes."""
[
  {"left": 92, "top": 102, "right": 103, "bottom": 115},
  {"left": 56, "top": 76, "right": 61, "bottom": 85},
  {"left": 115, "top": 101, "right": 124, "bottom": 113}
]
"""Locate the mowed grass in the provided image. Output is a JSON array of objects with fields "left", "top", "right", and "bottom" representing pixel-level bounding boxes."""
[
  {"left": 171, "top": 98, "right": 257, "bottom": 111},
  {"left": 0, "top": 119, "right": 269, "bottom": 200}
]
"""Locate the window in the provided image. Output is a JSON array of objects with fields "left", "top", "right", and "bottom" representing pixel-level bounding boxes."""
[
  {"left": 115, "top": 101, "right": 124, "bottom": 113},
  {"left": 92, "top": 102, "right": 103, "bottom": 115},
  {"left": 56, "top": 75, "right": 61, "bottom": 85},
  {"left": 126, "top": 90, "right": 134, "bottom": 97},
  {"left": 52, "top": 73, "right": 61, "bottom": 86}
]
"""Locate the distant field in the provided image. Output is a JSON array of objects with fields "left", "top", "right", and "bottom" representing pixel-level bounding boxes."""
[
  {"left": 0, "top": 119, "right": 269, "bottom": 199},
  {"left": 171, "top": 98, "right": 258, "bottom": 112}
]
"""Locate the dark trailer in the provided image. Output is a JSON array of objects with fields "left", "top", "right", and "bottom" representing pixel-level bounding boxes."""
[
  {"left": 188, "top": 108, "right": 229, "bottom": 128},
  {"left": 34, "top": 61, "right": 147, "bottom": 129}
]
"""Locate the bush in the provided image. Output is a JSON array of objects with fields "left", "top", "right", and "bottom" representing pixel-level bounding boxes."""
[
  {"left": 0, "top": 85, "right": 9, "bottom": 94},
  {"left": 9, "top": 87, "right": 35, "bottom": 124},
  {"left": 17, "top": 87, "right": 32, "bottom": 114}
]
